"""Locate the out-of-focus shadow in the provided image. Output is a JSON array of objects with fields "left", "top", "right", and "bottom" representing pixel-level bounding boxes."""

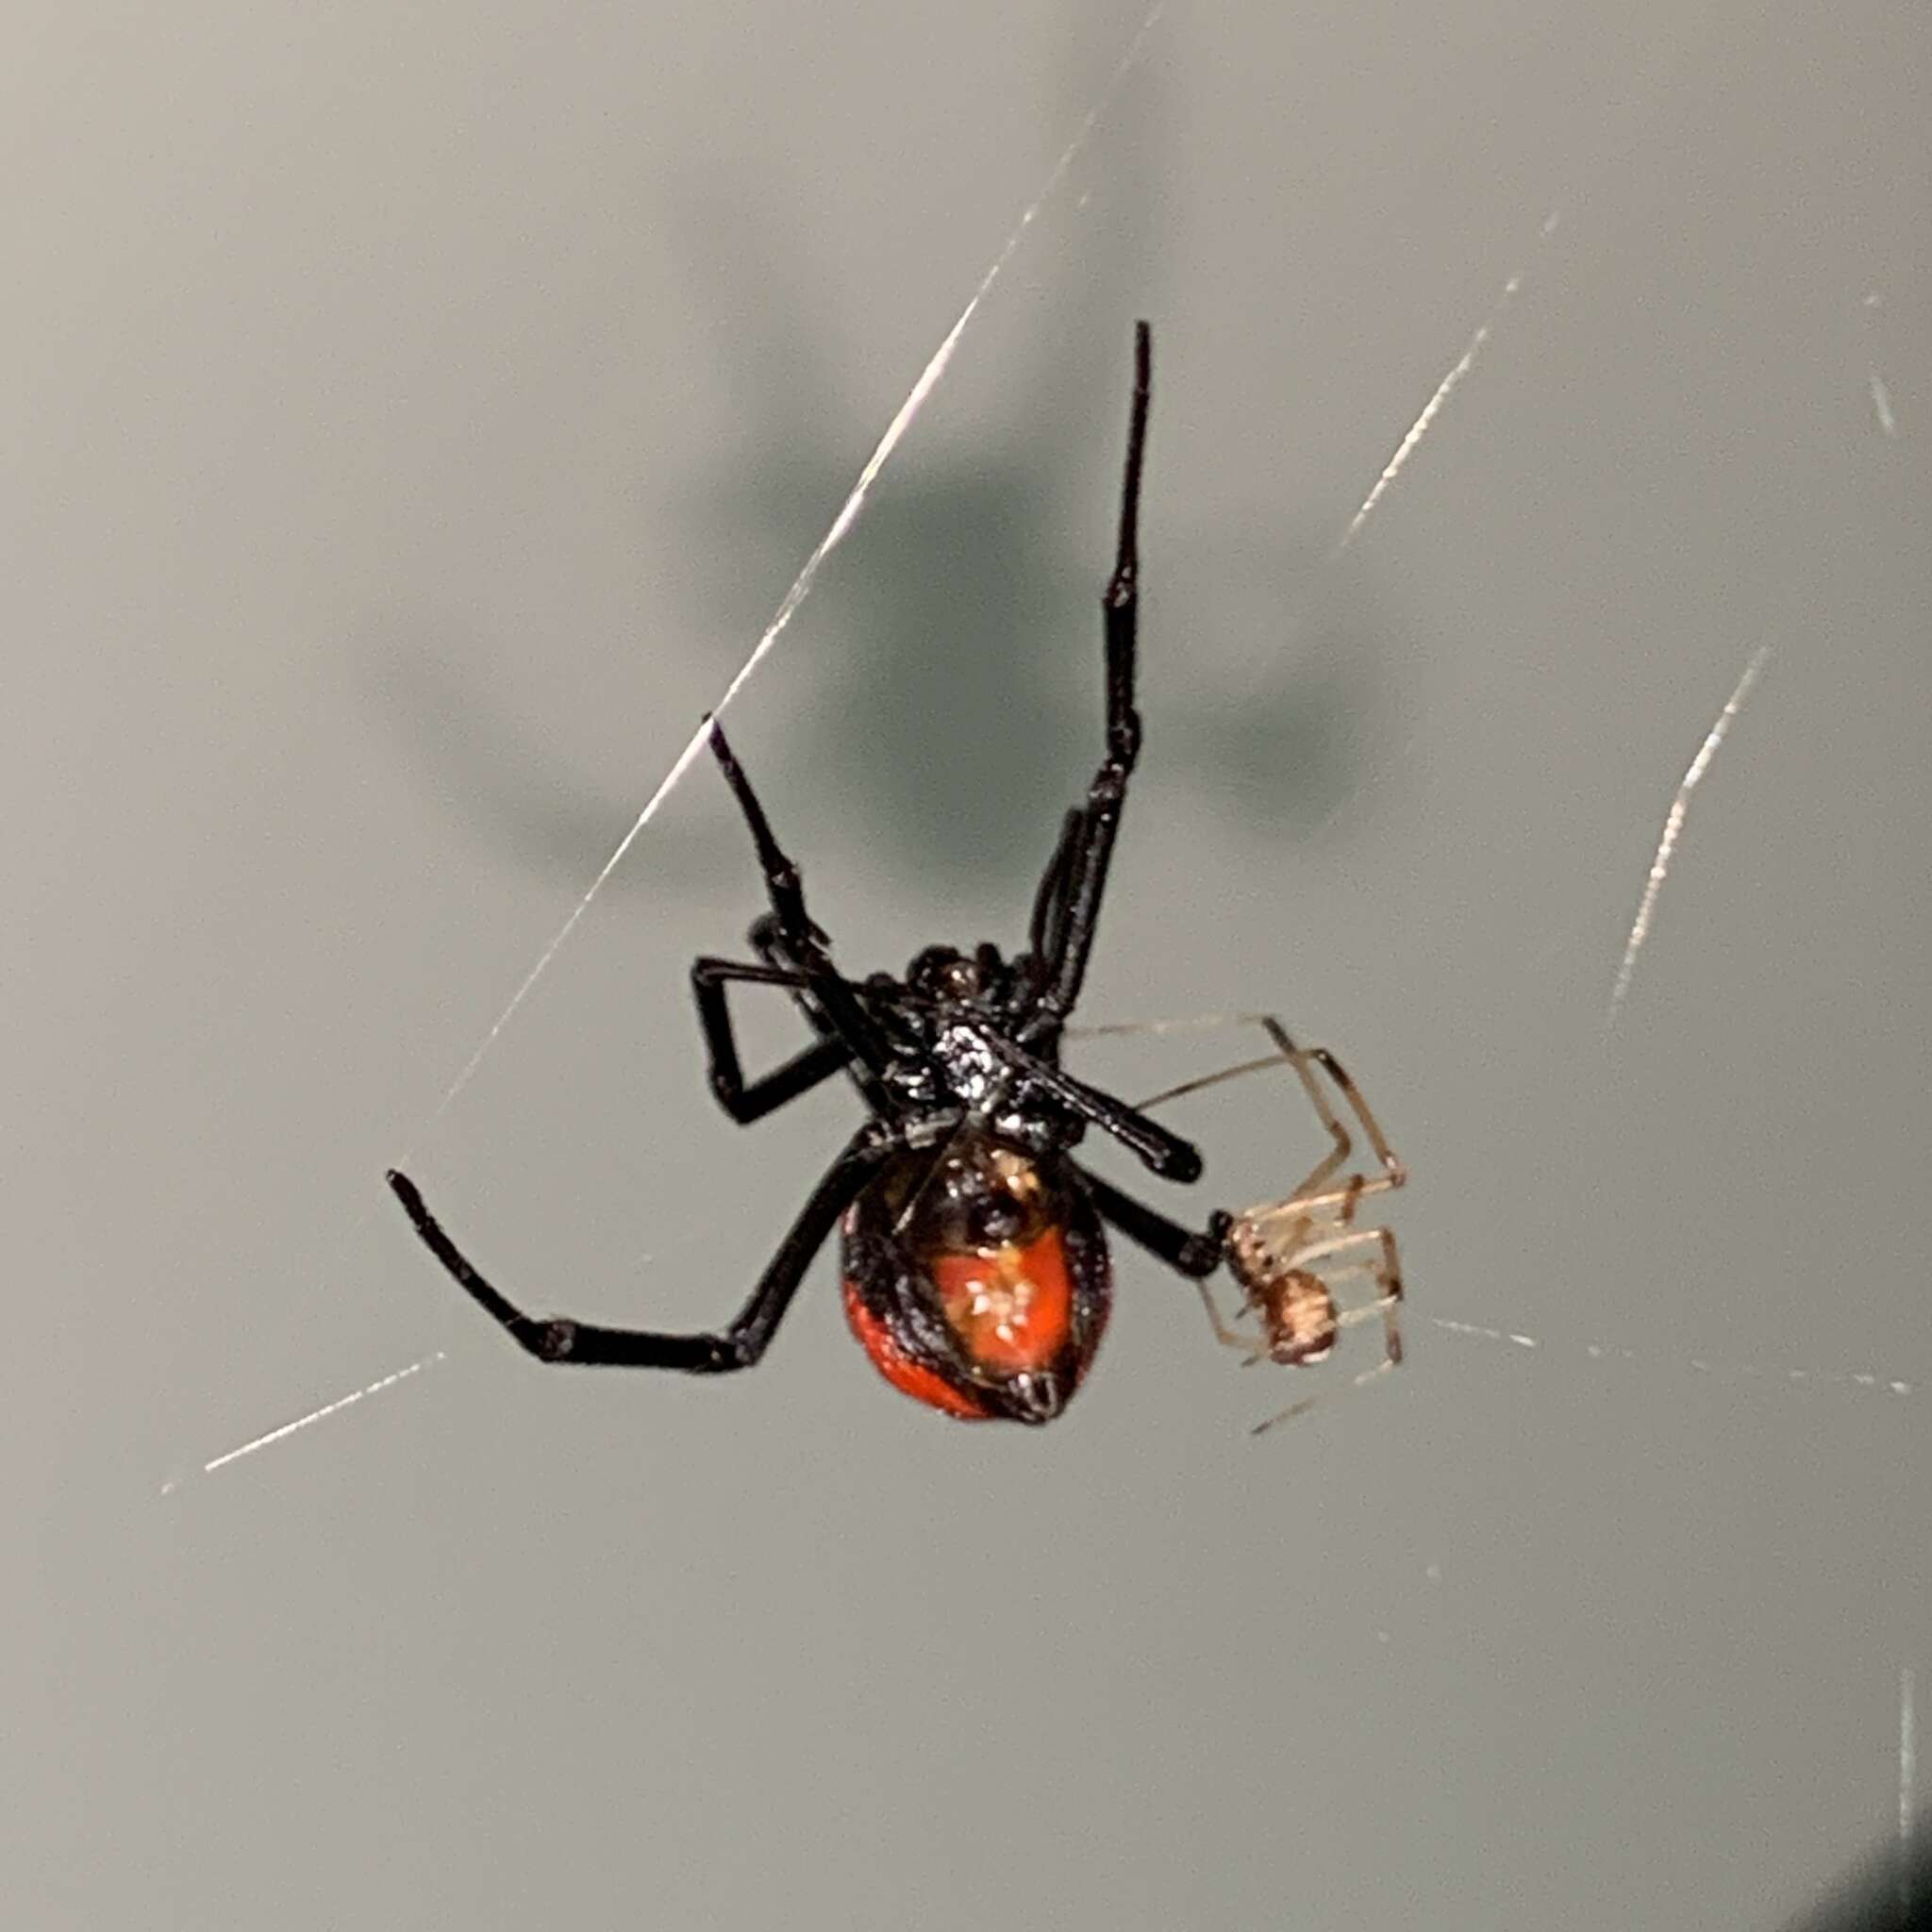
[
  {"left": 664, "top": 188, "right": 1389, "bottom": 887},
  {"left": 376, "top": 46, "right": 1393, "bottom": 909},
  {"left": 658, "top": 123, "right": 1147, "bottom": 890},
  {"left": 1776, "top": 1814, "right": 1932, "bottom": 1932},
  {"left": 368, "top": 625, "right": 736, "bottom": 893},
  {"left": 1156, "top": 518, "right": 1392, "bottom": 843}
]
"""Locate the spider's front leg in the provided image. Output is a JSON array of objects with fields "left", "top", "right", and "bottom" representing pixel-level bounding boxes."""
[
  {"left": 1026, "top": 321, "right": 1151, "bottom": 1035},
  {"left": 690, "top": 956, "right": 853, "bottom": 1125},
  {"left": 386, "top": 1127, "right": 889, "bottom": 1372},
  {"left": 1026, "top": 806, "right": 1084, "bottom": 974},
  {"left": 705, "top": 717, "right": 892, "bottom": 1088},
  {"left": 990, "top": 1031, "right": 1205, "bottom": 1183}
]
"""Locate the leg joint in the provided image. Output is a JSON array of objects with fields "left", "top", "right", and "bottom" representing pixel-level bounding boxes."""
[{"left": 1178, "top": 1210, "right": 1234, "bottom": 1276}]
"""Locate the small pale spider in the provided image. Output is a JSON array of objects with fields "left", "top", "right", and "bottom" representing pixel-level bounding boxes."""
[
  {"left": 387, "top": 325, "right": 1408, "bottom": 1429},
  {"left": 1133, "top": 1017, "right": 1407, "bottom": 1433}
]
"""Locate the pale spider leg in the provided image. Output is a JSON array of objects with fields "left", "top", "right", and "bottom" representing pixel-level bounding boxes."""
[
  {"left": 1140, "top": 1018, "right": 1404, "bottom": 1217},
  {"left": 1136, "top": 1017, "right": 1348, "bottom": 1211},
  {"left": 1244, "top": 1129, "right": 1369, "bottom": 1284},
  {"left": 1070, "top": 1008, "right": 1279, "bottom": 1041},
  {"left": 1250, "top": 1355, "right": 1401, "bottom": 1436},
  {"left": 1247, "top": 1170, "right": 1405, "bottom": 1224},
  {"left": 1141, "top": 1049, "right": 1357, "bottom": 1285},
  {"left": 1286, "top": 1030, "right": 1407, "bottom": 1188},
  {"left": 1269, "top": 1223, "right": 1403, "bottom": 1279},
  {"left": 1135, "top": 1024, "right": 1348, "bottom": 1175},
  {"left": 1251, "top": 1025, "right": 1407, "bottom": 1215},
  {"left": 1134, "top": 1051, "right": 1303, "bottom": 1112},
  {"left": 1119, "top": 1022, "right": 1345, "bottom": 1344},
  {"left": 1245, "top": 1023, "right": 1408, "bottom": 1210},
  {"left": 1195, "top": 1277, "right": 1256, "bottom": 1353}
]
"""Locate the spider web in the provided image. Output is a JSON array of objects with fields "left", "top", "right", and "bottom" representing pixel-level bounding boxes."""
[
  {"left": 103, "top": 8, "right": 1927, "bottom": 1926},
  {"left": 176, "top": 181, "right": 1913, "bottom": 1492}
]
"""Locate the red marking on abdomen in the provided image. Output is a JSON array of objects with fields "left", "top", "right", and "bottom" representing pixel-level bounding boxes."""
[
  {"left": 841, "top": 1280, "right": 995, "bottom": 1421},
  {"left": 929, "top": 1227, "right": 1074, "bottom": 1375}
]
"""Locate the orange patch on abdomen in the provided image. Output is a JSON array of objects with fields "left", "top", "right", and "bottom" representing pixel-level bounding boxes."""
[
  {"left": 841, "top": 1280, "right": 994, "bottom": 1420},
  {"left": 929, "top": 1228, "right": 1075, "bottom": 1375}
]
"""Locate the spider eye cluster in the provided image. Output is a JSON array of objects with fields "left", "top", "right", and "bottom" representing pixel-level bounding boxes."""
[{"left": 908, "top": 946, "right": 979, "bottom": 1001}]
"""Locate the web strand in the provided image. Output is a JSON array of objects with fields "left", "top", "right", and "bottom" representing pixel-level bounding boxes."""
[
  {"left": 1334, "top": 210, "right": 1560, "bottom": 557},
  {"left": 1605, "top": 644, "right": 1771, "bottom": 1029},
  {"left": 160, "top": 1353, "right": 446, "bottom": 1493},
  {"left": 1862, "top": 291, "right": 1901, "bottom": 440},
  {"left": 1904, "top": 1665, "right": 1918, "bottom": 1924},
  {"left": 1269, "top": 207, "right": 1563, "bottom": 838},
  {"left": 1430, "top": 1313, "right": 1912, "bottom": 1400}
]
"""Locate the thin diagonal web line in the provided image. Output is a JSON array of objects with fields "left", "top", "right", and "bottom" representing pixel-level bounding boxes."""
[
  {"left": 1224, "top": 205, "right": 1562, "bottom": 780},
  {"left": 1334, "top": 211, "right": 1561, "bottom": 557},
  {"left": 173, "top": 6, "right": 1167, "bottom": 1492},
  {"left": 1605, "top": 644, "right": 1771, "bottom": 1028},
  {"left": 1904, "top": 1665, "right": 1918, "bottom": 1924}
]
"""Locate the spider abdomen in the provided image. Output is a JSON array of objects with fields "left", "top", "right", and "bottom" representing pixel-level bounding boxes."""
[
  {"left": 1228, "top": 1215, "right": 1341, "bottom": 1365},
  {"left": 840, "top": 1130, "right": 1111, "bottom": 1424}
]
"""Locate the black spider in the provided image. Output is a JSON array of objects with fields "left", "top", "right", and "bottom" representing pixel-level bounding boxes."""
[{"left": 387, "top": 323, "right": 1239, "bottom": 1424}]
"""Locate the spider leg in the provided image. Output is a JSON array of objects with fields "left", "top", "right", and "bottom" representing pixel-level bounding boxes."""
[
  {"left": 691, "top": 957, "right": 854, "bottom": 1124},
  {"left": 1025, "top": 321, "right": 1150, "bottom": 1035},
  {"left": 1124, "top": 1013, "right": 1406, "bottom": 1217},
  {"left": 991, "top": 1034, "right": 1203, "bottom": 1182},
  {"left": 1026, "top": 805, "right": 1084, "bottom": 970},
  {"left": 734, "top": 910, "right": 863, "bottom": 1070},
  {"left": 706, "top": 716, "right": 824, "bottom": 947},
  {"left": 1270, "top": 1022, "right": 1407, "bottom": 1191},
  {"left": 706, "top": 717, "right": 894, "bottom": 1085},
  {"left": 386, "top": 1128, "right": 888, "bottom": 1372},
  {"left": 1080, "top": 1166, "right": 1230, "bottom": 1277}
]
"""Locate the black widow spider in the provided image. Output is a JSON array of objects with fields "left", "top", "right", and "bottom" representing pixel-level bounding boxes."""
[{"left": 388, "top": 323, "right": 1404, "bottom": 1425}]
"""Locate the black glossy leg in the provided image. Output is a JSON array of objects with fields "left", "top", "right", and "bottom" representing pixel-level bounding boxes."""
[
  {"left": 691, "top": 957, "right": 854, "bottom": 1124},
  {"left": 387, "top": 1129, "right": 888, "bottom": 1372},
  {"left": 707, "top": 717, "right": 893, "bottom": 1084},
  {"left": 1083, "top": 1169, "right": 1230, "bottom": 1278},
  {"left": 1028, "top": 322, "right": 1151, "bottom": 1033},
  {"left": 1027, "top": 805, "right": 1084, "bottom": 968},
  {"left": 987, "top": 1030, "right": 1203, "bottom": 1182}
]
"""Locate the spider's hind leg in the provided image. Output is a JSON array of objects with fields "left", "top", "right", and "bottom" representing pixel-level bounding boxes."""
[{"left": 386, "top": 1127, "right": 889, "bottom": 1373}]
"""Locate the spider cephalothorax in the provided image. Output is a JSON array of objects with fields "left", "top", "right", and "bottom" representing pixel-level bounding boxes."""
[
  {"left": 385, "top": 324, "right": 1403, "bottom": 1430},
  {"left": 865, "top": 946, "right": 1041, "bottom": 1119}
]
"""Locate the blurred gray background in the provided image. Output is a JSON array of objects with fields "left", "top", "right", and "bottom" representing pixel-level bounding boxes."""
[{"left": 10, "top": 3, "right": 1930, "bottom": 1927}]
